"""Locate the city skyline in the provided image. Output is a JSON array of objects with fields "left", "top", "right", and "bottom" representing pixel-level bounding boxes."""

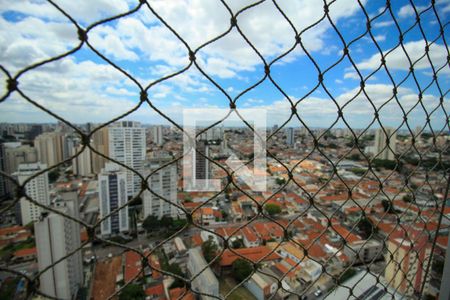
[{"left": 0, "top": 0, "right": 449, "bottom": 129}]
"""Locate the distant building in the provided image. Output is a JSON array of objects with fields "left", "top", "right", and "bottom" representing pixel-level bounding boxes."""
[
  {"left": 14, "top": 163, "right": 49, "bottom": 225},
  {"left": 187, "top": 247, "right": 219, "bottom": 300},
  {"left": 195, "top": 140, "right": 210, "bottom": 181},
  {"left": 34, "top": 132, "right": 66, "bottom": 167},
  {"left": 63, "top": 134, "right": 76, "bottom": 161},
  {"left": 152, "top": 125, "right": 163, "bottom": 146},
  {"left": 25, "top": 124, "right": 43, "bottom": 141},
  {"left": 286, "top": 127, "right": 294, "bottom": 147},
  {"left": 98, "top": 163, "right": 129, "bottom": 236},
  {"left": 90, "top": 126, "right": 110, "bottom": 174},
  {"left": 0, "top": 142, "right": 7, "bottom": 199},
  {"left": 72, "top": 144, "right": 92, "bottom": 177},
  {"left": 35, "top": 195, "right": 83, "bottom": 300},
  {"left": 384, "top": 232, "right": 431, "bottom": 297},
  {"left": 4, "top": 144, "right": 37, "bottom": 175},
  {"left": 109, "top": 121, "right": 145, "bottom": 196},
  {"left": 143, "top": 158, "right": 179, "bottom": 219},
  {"left": 373, "top": 128, "right": 397, "bottom": 160}
]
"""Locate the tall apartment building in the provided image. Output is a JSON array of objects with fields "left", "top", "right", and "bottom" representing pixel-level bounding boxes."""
[
  {"left": 0, "top": 142, "right": 6, "bottom": 199},
  {"left": 108, "top": 121, "right": 145, "bottom": 196},
  {"left": 143, "top": 158, "right": 179, "bottom": 219},
  {"left": 91, "top": 126, "right": 109, "bottom": 174},
  {"left": 152, "top": 125, "right": 163, "bottom": 146},
  {"left": 98, "top": 163, "right": 129, "bottom": 236},
  {"left": 72, "top": 144, "right": 92, "bottom": 177},
  {"left": 373, "top": 128, "right": 397, "bottom": 160},
  {"left": 14, "top": 163, "right": 49, "bottom": 225},
  {"left": 4, "top": 144, "right": 38, "bottom": 174},
  {"left": 3, "top": 143, "right": 38, "bottom": 196},
  {"left": 35, "top": 194, "right": 83, "bottom": 300},
  {"left": 384, "top": 231, "right": 431, "bottom": 297},
  {"left": 195, "top": 140, "right": 210, "bottom": 181},
  {"left": 286, "top": 127, "right": 294, "bottom": 147},
  {"left": 34, "top": 132, "right": 65, "bottom": 166}
]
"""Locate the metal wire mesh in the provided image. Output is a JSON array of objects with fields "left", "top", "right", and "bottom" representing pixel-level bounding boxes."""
[{"left": 0, "top": 0, "right": 449, "bottom": 299}]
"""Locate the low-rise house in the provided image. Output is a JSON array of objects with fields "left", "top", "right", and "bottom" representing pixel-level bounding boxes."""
[
  {"left": 219, "top": 246, "right": 281, "bottom": 272},
  {"left": 245, "top": 272, "right": 278, "bottom": 300},
  {"left": 241, "top": 227, "right": 260, "bottom": 247}
]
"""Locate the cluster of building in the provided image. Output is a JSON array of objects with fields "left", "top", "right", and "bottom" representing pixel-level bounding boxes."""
[{"left": 0, "top": 122, "right": 448, "bottom": 299}]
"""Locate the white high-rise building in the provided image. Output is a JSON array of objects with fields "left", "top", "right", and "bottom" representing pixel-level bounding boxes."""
[
  {"left": 374, "top": 128, "right": 397, "bottom": 160},
  {"left": 72, "top": 145, "right": 92, "bottom": 177},
  {"left": 34, "top": 132, "right": 65, "bottom": 167},
  {"left": 14, "top": 163, "right": 49, "bottom": 225},
  {"left": 108, "top": 121, "right": 146, "bottom": 196},
  {"left": 143, "top": 158, "right": 179, "bottom": 219},
  {"left": 286, "top": 127, "right": 294, "bottom": 147},
  {"left": 152, "top": 125, "right": 163, "bottom": 146},
  {"left": 35, "top": 194, "right": 83, "bottom": 300},
  {"left": 98, "top": 163, "right": 129, "bottom": 236}
]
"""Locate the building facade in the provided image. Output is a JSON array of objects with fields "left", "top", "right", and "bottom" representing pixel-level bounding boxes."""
[
  {"left": 14, "top": 163, "right": 49, "bottom": 225},
  {"left": 34, "top": 196, "right": 83, "bottom": 300},
  {"left": 108, "top": 121, "right": 145, "bottom": 196},
  {"left": 143, "top": 158, "right": 179, "bottom": 219},
  {"left": 152, "top": 125, "right": 163, "bottom": 146},
  {"left": 384, "top": 234, "right": 431, "bottom": 297},
  {"left": 34, "top": 132, "right": 66, "bottom": 167},
  {"left": 98, "top": 163, "right": 129, "bottom": 236},
  {"left": 286, "top": 127, "right": 294, "bottom": 147},
  {"left": 72, "top": 144, "right": 92, "bottom": 177},
  {"left": 373, "top": 128, "right": 397, "bottom": 160},
  {"left": 90, "top": 126, "right": 109, "bottom": 174}
]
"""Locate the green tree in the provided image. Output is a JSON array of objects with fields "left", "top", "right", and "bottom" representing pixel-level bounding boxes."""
[
  {"left": 275, "top": 177, "right": 286, "bottom": 185},
  {"left": 171, "top": 218, "right": 187, "bottom": 231},
  {"left": 160, "top": 216, "right": 173, "bottom": 228},
  {"left": 231, "top": 239, "right": 244, "bottom": 249},
  {"left": 119, "top": 284, "right": 145, "bottom": 300},
  {"left": 142, "top": 215, "right": 159, "bottom": 232},
  {"left": 372, "top": 159, "right": 398, "bottom": 170},
  {"left": 265, "top": 203, "right": 281, "bottom": 216},
  {"left": 402, "top": 194, "right": 412, "bottom": 203},
  {"left": 232, "top": 259, "right": 253, "bottom": 282},
  {"left": 48, "top": 169, "right": 59, "bottom": 183},
  {"left": 338, "top": 268, "right": 356, "bottom": 284},
  {"left": 166, "top": 263, "right": 185, "bottom": 289},
  {"left": 381, "top": 199, "right": 396, "bottom": 214},
  {"left": 349, "top": 154, "right": 361, "bottom": 161},
  {"left": 201, "top": 239, "right": 219, "bottom": 263},
  {"left": 357, "top": 217, "right": 375, "bottom": 239}
]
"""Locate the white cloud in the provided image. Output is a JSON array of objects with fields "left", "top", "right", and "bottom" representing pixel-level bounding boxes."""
[
  {"left": 374, "top": 34, "right": 386, "bottom": 42},
  {"left": 373, "top": 20, "right": 394, "bottom": 28},
  {"left": 398, "top": 4, "right": 428, "bottom": 18},
  {"left": 398, "top": 5, "right": 415, "bottom": 18},
  {"left": 356, "top": 40, "right": 449, "bottom": 73},
  {"left": 344, "top": 72, "right": 360, "bottom": 80}
]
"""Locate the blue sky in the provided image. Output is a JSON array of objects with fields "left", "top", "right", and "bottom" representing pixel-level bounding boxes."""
[{"left": 0, "top": 0, "right": 449, "bottom": 131}]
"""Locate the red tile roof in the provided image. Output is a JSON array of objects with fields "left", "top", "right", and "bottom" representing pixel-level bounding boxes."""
[
  {"left": 241, "top": 227, "right": 258, "bottom": 243},
  {"left": 169, "top": 288, "right": 195, "bottom": 300},
  {"left": 14, "top": 247, "right": 36, "bottom": 258},
  {"left": 145, "top": 282, "right": 166, "bottom": 299},
  {"left": 331, "top": 225, "right": 362, "bottom": 243},
  {"left": 124, "top": 251, "right": 142, "bottom": 283},
  {"left": 220, "top": 246, "right": 280, "bottom": 267}
]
